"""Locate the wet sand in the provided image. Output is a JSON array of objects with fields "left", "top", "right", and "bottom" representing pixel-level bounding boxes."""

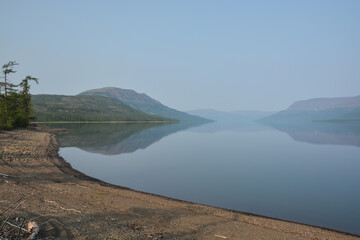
[{"left": 0, "top": 126, "right": 358, "bottom": 239}]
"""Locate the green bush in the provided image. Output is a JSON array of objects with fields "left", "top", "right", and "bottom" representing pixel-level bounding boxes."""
[
  {"left": 13, "top": 114, "right": 29, "bottom": 128},
  {"left": 0, "top": 123, "right": 13, "bottom": 130}
]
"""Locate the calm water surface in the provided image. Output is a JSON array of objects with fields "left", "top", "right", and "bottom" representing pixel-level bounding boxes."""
[{"left": 53, "top": 121, "right": 360, "bottom": 235}]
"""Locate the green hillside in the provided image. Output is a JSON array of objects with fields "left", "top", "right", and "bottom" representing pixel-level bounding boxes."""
[
  {"left": 79, "top": 87, "right": 211, "bottom": 123},
  {"left": 32, "top": 94, "right": 174, "bottom": 122}
]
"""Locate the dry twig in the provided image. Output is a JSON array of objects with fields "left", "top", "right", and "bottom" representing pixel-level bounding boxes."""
[
  {"left": 5, "top": 220, "right": 30, "bottom": 233},
  {"left": 0, "top": 191, "right": 34, "bottom": 217},
  {"left": 15, "top": 218, "right": 26, "bottom": 240},
  {"left": 0, "top": 201, "right": 24, "bottom": 232},
  {"left": 0, "top": 172, "right": 9, "bottom": 178}
]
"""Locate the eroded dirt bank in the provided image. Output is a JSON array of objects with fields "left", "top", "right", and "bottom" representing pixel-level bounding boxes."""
[{"left": 0, "top": 127, "right": 358, "bottom": 239}]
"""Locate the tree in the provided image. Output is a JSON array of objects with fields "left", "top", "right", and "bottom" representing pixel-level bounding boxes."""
[
  {"left": 0, "top": 61, "right": 39, "bottom": 129},
  {"left": 1, "top": 61, "right": 19, "bottom": 121},
  {"left": 18, "top": 75, "right": 39, "bottom": 126}
]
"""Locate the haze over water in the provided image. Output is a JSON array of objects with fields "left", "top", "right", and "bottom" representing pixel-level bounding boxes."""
[{"left": 54, "top": 121, "right": 360, "bottom": 235}]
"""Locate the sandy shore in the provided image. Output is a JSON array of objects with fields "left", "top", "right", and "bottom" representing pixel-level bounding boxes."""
[{"left": 0, "top": 126, "right": 358, "bottom": 239}]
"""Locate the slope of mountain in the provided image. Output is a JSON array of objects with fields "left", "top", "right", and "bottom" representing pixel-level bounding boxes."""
[
  {"left": 261, "top": 95, "right": 360, "bottom": 123},
  {"left": 32, "top": 94, "right": 173, "bottom": 122},
  {"left": 79, "top": 87, "right": 210, "bottom": 122},
  {"left": 187, "top": 109, "right": 274, "bottom": 122}
]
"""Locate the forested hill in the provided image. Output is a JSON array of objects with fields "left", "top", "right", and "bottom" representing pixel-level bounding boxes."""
[
  {"left": 79, "top": 87, "right": 210, "bottom": 123},
  {"left": 32, "top": 94, "right": 174, "bottom": 122}
]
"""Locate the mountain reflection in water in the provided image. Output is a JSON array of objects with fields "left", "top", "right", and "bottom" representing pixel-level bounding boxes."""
[
  {"left": 261, "top": 121, "right": 360, "bottom": 148},
  {"left": 48, "top": 122, "right": 208, "bottom": 155}
]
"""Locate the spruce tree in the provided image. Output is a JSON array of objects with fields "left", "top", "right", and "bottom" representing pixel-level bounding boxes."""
[
  {"left": 18, "top": 76, "right": 39, "bottom": 126},
  {"left": 1, "top": 61, "right": 19, "bottom": 124}
]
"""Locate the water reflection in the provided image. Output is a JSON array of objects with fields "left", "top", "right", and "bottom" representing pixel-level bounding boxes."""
[
  {"left": 47, "top": 122, "right": 208, "bottom": 155},
  {"left": 262, "top": 121, "right": 360, "bottom": 148},
  {"left": 187, "top": 120, "right": 271, "bottom": 134},
  {"left": 56, "top": 120, "right": 360, "bottom": 235}
]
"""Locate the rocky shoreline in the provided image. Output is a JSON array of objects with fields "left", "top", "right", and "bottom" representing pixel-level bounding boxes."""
[{"left": 0, "top": 126, "right": 358, "bottom": 239}]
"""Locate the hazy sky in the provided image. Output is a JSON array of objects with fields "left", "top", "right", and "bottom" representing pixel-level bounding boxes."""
[{"left": 1, "top": 0, "right": 359, "bottom": 111}]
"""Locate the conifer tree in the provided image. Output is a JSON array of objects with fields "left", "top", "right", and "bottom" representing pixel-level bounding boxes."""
[
  {"left": 2, "top": 61, "right": 19, "bottom": 121},
  {"left": 18, "top": 75, "right": 39, "bottom": 126},
  {"left": 0, "top": 61, "right": 39, "bottom": 129}
]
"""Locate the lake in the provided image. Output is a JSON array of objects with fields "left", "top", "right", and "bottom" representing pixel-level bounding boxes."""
[{"left": 50, "top": 120, "right": 360, "bottom": 235}]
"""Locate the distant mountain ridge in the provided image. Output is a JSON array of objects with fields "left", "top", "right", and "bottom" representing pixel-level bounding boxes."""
[
  {"left": 79, "top": 87, "right": 210, "bottom": 122},
  {"left": 262, "top": 95, "right": 360, "bottom": 122}
]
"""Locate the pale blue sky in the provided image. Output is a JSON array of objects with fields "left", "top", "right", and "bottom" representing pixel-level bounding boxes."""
[{"left": 1, "top": 0, "right": 359, "bottom": 111}]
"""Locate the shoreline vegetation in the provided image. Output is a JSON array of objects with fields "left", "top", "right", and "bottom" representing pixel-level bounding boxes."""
[
  {"left": 0, "top": 61, "right": 38, "bottom": 130},
  {"left": 0, "top": 126, "right": 358, "bottom": 239}
]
